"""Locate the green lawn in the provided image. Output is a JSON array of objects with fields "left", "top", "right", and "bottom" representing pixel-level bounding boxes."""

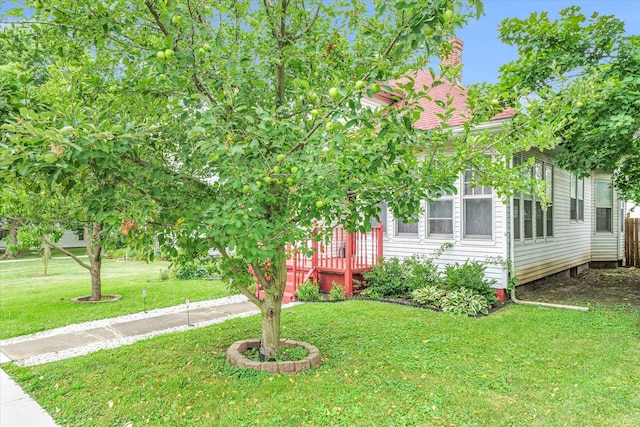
[
  {"left": 0, "top": 257, "right": 236, "bottom": 339},
  {"left": 4, "top": 301, "right": 639, "bottom": 426}
]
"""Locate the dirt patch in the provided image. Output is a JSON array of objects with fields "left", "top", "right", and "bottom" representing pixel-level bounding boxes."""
[{"left": 516, "top": 267, "right": 640, "bottom": 308}]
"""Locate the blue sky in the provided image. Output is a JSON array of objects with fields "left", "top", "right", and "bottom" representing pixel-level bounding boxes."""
[{"left": 457, "top": 0, "right": 640, "bottom": 84}]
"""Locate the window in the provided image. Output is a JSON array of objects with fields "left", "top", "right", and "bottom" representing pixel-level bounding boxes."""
[
  {"left": 463, "top": 168, "right": 492, "bottom": 239},
  {"left": 512, "top": 155, "right": 553, "bottom": 241},
  {"left": 513, "top": 155, "right": 521, "bottom": 240},
  {"left": 570, "top": 174, "right": 584, "bottom": 221},
  {"left": 596, "top": 181, "right": 613, "bottom": 232},
  {"left": 396, "top": 218, "right": 419, "bottom": 236},
  {"left": 545, "top": 164, "right": 553, "bottom": 237},
  {"left": 370, "top": 202, "right": 388, "bottom": 236},
  {"left": 75, "top": 228, "right": 85, "bottom": 241},
  {"left": 427, "top": 194, "right": 453, "bottom": 238}
]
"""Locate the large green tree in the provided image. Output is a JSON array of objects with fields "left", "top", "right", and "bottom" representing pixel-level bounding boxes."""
[
  {"left": 492, "top": 6, "right": 640, "bottom": 203},
  {"left": 1, "top": 0, "right": 538, "bottom": 358}
]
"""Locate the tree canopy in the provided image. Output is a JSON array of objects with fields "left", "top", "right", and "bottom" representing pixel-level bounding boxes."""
[
  {"left": 1, "top": 0, "right": 541, "bottom": 357},
  {"left": 493, "top": 6, "right": 640, "bottom": 203}
]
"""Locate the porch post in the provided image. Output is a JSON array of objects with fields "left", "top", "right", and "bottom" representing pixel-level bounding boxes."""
[
  {"left": 345, "top": 231, "right": 353, "bottom": 297},
  {"left": 376, "top": 224, "right": 384, "bottom": 264},
  {"left": 311, "top": 230, "right": 319, "bottom": 282}
]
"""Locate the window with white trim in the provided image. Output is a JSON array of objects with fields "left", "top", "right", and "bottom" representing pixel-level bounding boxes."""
[
  {"left": 427, "top": 193, "right": 453, "bottom": 238},
  {"left": 396, "top": 218, "right": 419, "bottom": 236},
  {"left": 370, "top": 202, "right": 388, "bottom": 236},
  {"left": 570, "top": 174, "right": 584, "bottom": 222},
  {"left": 512, "top": 154, "right": 553, "bottom": 241},
  {"left": 463, "top": 168, "right": 492, "bottom": 239},
  {"left": 596, "top": 181, "right": 613, "bottom": 232}
]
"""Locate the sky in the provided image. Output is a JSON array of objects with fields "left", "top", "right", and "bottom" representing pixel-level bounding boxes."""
[{"left": 457, "top": 0, "right": 640, "bottom": 84}]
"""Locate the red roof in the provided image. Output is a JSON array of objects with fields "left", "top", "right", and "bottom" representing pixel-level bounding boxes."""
[{"left": 379, "top": 69, "right": 515, "bottom": 130}]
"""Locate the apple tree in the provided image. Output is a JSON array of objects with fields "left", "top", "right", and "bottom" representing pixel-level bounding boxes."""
[{"left": 1, "top": 0, "right": 540, "bottom": 358}]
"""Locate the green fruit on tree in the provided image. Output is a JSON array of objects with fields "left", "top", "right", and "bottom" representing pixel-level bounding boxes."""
[
  {"left": 276, "top": 154, "right": 286, "bottom": 162},
  {"left": 308, "top": 91, "right": 318, "bottom": 102},
  {"left": 325, "top": 121, "right": 335, "bottom": 131},
  {"left": 355, "top": 80, "right": 366, "bottom": 90},
  {"left": 286, "top": 177, "right": 294, "bottom": 185},
  {"left": 370, "top": 83, "right": 381, "bottom": 94},
  {"left": 171, "top": 15, "right": 183, "bottom": 25},
  {"left": 443, "top": 9, "right": 454, "bottom": 22},
  {"left": 315, "top": 200, "right": 325, "bottom": 208},
  {"left": 310, "top": 109, "right": 320, "bottom": 117},
  {"left": 491, "top": 98, "right": 500, "bottom": 106},
  {"left": 328, "top": 87, "right": 340, "bottom": 100},
  {"left": 576, "top": 101, "right": 584, "bottom": 108},
  {"left": 197, "top": 48, "right": 206, "bottom": 56},
  {"left": 243, "top": 185, "right": 250, "bottom": 193},
  {"left": 256, "top": 181, "right": 262, "bottom": 188},
  {"left": 203, "top": 43, "right": 211, "bottom": 50},
  {"left": 164, "top": 49, "right": 174, "bottom": 59},
  {"left": 34, "top": 0, "right": 43, "bottom": 8},
  {"left": 44, "top": 153, "right": 57, "bottom": 163},
  {"left": 273, "top": 166, "right": 281, "bottom": 174},
  {"left": 263, "top": 176, "right": 272, "bottom": 185},
  {"left": 157, "top": 50, "right": 166, "bottom": 60},
  {"left": 276, "top": 179, "right": 283, "bottom": 185},
  {"left": 290, "top": 166, "right": 299, "bottom": 174}
]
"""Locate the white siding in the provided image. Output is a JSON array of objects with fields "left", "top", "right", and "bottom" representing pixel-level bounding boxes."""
[
  {"left": 0, "top": 229, "right": 85, "bottom": 250},
  {"left": 382, "top": 175, "right": 509, "bottom": 288},
  {"left": 513, "top": 157, "right": 592, "bottom": 284}
]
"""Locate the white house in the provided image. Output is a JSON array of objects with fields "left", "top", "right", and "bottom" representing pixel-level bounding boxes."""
[{"left": 367, "top": 39, "right": 625, "bottom": 301}]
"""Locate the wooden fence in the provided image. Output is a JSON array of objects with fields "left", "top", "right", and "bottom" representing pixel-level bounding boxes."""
[{"left": 625, "top": 216, "right": 640, "bottom": 267}]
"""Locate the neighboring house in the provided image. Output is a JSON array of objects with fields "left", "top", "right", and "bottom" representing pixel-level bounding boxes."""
[
  {"left": 366, "top": 39, "right": 625, "bottom": 300},
  {"left": 0, "top": 229, "right": 86, "bottom": 251}
]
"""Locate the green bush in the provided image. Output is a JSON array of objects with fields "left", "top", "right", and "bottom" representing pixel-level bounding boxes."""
[
  {"left": 440, "top": 287, "right": 489, "bottom": 316},
  {"left": 359, "top": 287, "right": 381, "bottom": 299},
  {"left": 404, "top": 255, "right": 443, "bottom": 290},
  {"left": 444, "top": 261, "right": 498, "bottom": 304},
  {"left": 328, "top": 282, "right": 346, "bottom": 301},
  {"left": 296, "top": 280, "right": 321, "bottom": 301},
  {"left": 361, "top": 256, "right": 443, "bottom": 299},
  {"left": 411, "top": 285, "right": 446, "bottom": 307},
  {"left": 172, "top": 262, "right": 217, "bottom": 280},
  {"left": 360, "top": 257, "right": 409, "bottom": 298}
]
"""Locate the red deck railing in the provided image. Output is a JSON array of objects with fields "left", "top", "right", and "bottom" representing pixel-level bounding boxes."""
[{"left": 287, "top": 224, "right": 383, "bottom": 297}]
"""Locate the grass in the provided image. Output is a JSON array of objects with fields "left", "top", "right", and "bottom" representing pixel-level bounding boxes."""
[
  {"left": 0, "top": 256, "right": 237, "bottom": 339},
  {"left": 4, "top": 301, "right": 640, "bottom": 426}
]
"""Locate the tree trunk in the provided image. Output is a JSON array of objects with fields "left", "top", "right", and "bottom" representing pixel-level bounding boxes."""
[
  {"left": 87, "top": 222, "right": 103, "bottom": 301},
  {"left": 260, "top": 248, "right": 288, "bottom": 358},
  {"left": 42, "top": 242, "right": 51, "bottom": 275},
  {"left": 6, "top": 219, "right": 18, "bottom": 259}
]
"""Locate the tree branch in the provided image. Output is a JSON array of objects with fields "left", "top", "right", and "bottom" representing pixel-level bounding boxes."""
[
  {"left": 144, "top": 0, "right": 169, "bottom": 36},
  {"left": 40, "top": 235, "right": 92, "bottom": 270}
]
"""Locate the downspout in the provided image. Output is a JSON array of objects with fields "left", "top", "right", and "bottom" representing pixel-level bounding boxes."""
[{"left": 510, "top": 289, "right": 589, "bottom": 312}]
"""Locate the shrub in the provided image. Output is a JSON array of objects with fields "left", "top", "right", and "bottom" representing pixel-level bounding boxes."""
[
  {"left": 172, "top": 262, "right": 217, "bottom": 280},
  {"left": 360, "top": 258, "right": 410, "bottom": 298},
  {"left": 444, "top": 261, "right": 498, "bottom": 304},
  {"left": 296, "top": 280, "right": 321, "bottom": 301},
  {"left": 328, "top": 282, "right": 346, "bottom": 301},
  {"left": 359, "top": 287, "right": 381, "bottom": 299},
  {"left": 404, "top": 255, "right": 443, "bottom": 291},
  {"left": 440, "top": 287, "right": 489, "bottom": 316},
  {"left": 411, "top": 285, "right": 446, "bottom": 307}
]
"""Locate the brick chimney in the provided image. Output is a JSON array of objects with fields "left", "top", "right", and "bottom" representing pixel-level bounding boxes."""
[{"left": 440, "top": 38, "right": 463, "bottom": 84}]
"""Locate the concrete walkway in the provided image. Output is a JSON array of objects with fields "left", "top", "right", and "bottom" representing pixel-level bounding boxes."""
[{"left": 0, "top": 296, "right": 298, "bottom": 427}]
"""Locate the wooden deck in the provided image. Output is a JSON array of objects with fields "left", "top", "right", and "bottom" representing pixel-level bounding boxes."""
[{"left": 257, "top": 225, "right": 383, "bottom": 302}]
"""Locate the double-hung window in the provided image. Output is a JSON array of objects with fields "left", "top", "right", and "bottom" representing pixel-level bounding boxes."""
[
  {"left": 427, "top": 193, "right": 454, "bottom": 238},
  {"left": 396, "top": 217, "right": 419, "bottom": 237},
  {"left": 463, "top": 168, "right": 492, "bottom": 239},
  {"left": 513, "top": 154, "right": 553, "bottom": 241},
  {"left": 596, "top": 181, "right": 613, "bottom": 232},
  {"left": 570, "top": 174, "right": 584, "bottom": 221}
]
